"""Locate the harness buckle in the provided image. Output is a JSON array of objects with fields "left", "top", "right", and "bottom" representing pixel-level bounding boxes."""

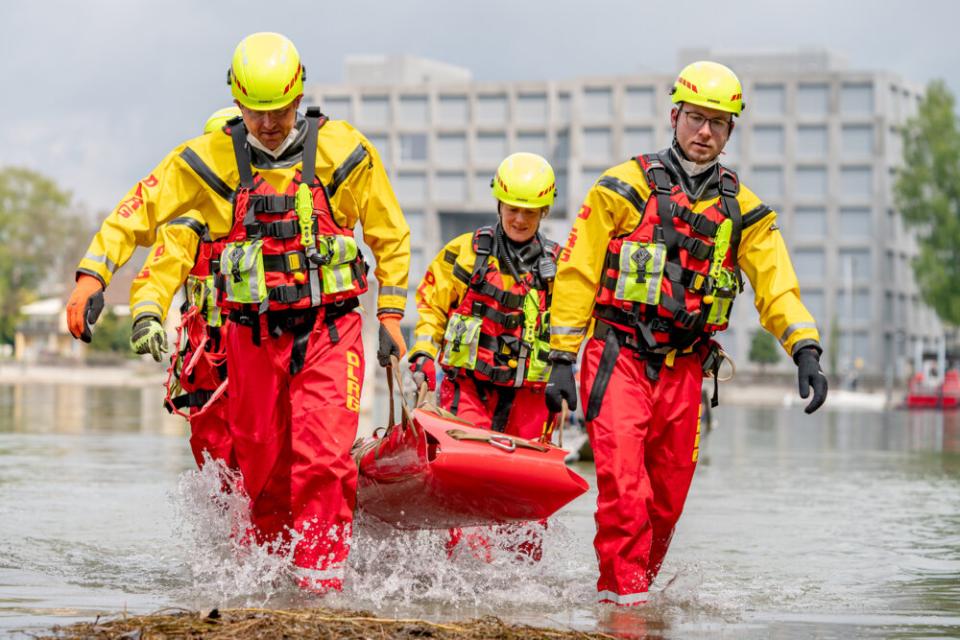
[{"left": 672, "top": 307, "right": 700, "bottom": 330}]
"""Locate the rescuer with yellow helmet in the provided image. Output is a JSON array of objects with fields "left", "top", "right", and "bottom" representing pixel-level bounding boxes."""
[
  {"left": 68, "top": 32, "right": 410, "bottom": 595},
  {"left": 125, "top": 107, "right": 247, "bottom": 473},
  {"left": 410, "top": 152, "right": 559, "bottom": 436},
  {"left": 409, "top": 151, "right": 560, "bottom": 561},
  {"left": 545, "top": 60, "right": 828, "bottom": 605}
]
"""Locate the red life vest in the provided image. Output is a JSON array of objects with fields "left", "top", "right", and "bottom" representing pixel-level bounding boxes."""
[
  {"left": 165, "top": 236, "right": 228, "bottom": 418},
  {"left": 216, "top": 108, "right": 368, "bottom": 315},
  {"left": 440, "top": 226, "right": 559, "bottom": 388},
  {"left": 592, "top": 153, "right": 743, "bottom": 350}
]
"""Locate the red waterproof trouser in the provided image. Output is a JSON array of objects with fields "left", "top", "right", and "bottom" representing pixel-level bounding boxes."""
[
  {"left": 439, "top": 374, "right": 549, "bottom": 561},
  {"left": 438, "top": 374, "right": 548, "bottom": 439},
  {"left": 580, "top": 337, "right": 703, "bottom": 605},
  {"left": 188, "top": 395, "right": 232, "bottom": 469},
  {"left": 228, "top": 309, "right": 363, "bottom": 592}
]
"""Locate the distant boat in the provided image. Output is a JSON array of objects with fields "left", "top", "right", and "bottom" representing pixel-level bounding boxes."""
[{"left": 907, "top": 369, "right": 960, "bottom": 410}]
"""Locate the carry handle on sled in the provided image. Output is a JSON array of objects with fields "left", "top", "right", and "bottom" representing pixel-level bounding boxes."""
[
  {"left": 542, "top": 399, "right": 569, "bottom": 447},
  {"left": 386, "top": 354, "right": 417, "bottom": 437}
]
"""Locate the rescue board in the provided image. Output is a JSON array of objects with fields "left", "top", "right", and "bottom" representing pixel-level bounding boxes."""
[{"left": 353, "top": 362, "right": 588, "bottom": 530}]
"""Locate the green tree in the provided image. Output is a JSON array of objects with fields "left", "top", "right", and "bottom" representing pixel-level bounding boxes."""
[
  {"left": 0, "top": 167, "right": 90, "bottom": 344},
  {"left": 748, "top": 328, "right": 780, "bottom": 372},
  {"left": 894, "top": 80, "right": 960, "bottom": 326}
]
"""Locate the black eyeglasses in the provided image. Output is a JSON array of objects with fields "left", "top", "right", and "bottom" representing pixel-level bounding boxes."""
[{"left": 680, "top": 109, "right": 732, "bottom": 136}]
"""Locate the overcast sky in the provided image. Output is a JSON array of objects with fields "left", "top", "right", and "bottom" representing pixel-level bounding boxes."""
[{"left": 1, "top": 0, "right": 957, "bottom": 214}]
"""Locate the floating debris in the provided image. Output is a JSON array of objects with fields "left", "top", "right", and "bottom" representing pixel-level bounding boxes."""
[{"left": 40, "top": 607, "right": 617, "bottom": 639}]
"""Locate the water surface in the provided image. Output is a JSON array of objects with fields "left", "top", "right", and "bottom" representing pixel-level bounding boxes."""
[{"left": 1, "top": 384, "right": 959, "bottom": 638}]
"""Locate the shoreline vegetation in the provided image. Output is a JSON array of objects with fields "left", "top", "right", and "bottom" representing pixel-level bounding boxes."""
[{"left": 39, "top": 607, "right": 617, "bottom": 639}]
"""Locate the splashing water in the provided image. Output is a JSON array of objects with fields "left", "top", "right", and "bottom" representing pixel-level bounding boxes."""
[
  {"left": 171, "top": 456, "right": 296, "bottom": 608},
  {"left": 169, "top": 457, "right": 600, "bottom": 623}
]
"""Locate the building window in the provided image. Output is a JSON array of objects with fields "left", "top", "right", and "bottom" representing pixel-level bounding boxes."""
[
  {"left": 839, "top": 248, "right": 872, "bottom": 281},
  {"left": 797, "top": 84, "right": 829, "bottom": 116},
  {"left": 410, "top": 248, "right": 426, "bottom": 292},
  {"left": 516, "top": 131, "right": 549, "bottom": 157},
  {"left": 435, "top": 133, "right": 467, "bottom": 165},
  {"left": 553, "top": 130, "right": 570, "bottom": 165},
  {"left": 623, "top": 127, "right": 654, "bottom": 155},
  {"left": 477, "top": 94, "right": 508, "bottom": 124},
  {"left": 476, "top": 132, "right": 507, "bottom": 163},
  {"left": 440, "top": 211, "right": 494, "bottom": 241},
  {"left": 323, "top": 96, "right": 352, "bottom": 120},
  {"left": 517, "top": 93, "right": 548, "bottom": 124},
  {"left": 405, "top": 210, "right": 425, "bottom": 242},
  {"left": 554, "top": 169, "right": 568, "bottom": 209},
  {"left": 359, "top": 95, "right": 390, "bottom": 125},
  {"left": 399, "top": 133, "right": 427, "bottom": 162},
  {"left": 394, "top": 172, "right": 427, "bottom": 203},
  {"left": 583, "top": 127, "right": 612, "bottom": 161},
  {"left": 753, "top": 84, "right": 785, "bottom": 115},
  {"left": 436, "top": 172, "right": 467, "bottom": 202},
  {"left": 474, "top": 171, "right": 494, "bottom": 203},
  {"left": 837, "top": 290, "right": 872, "bottom": 321},
  {"left": 583, "top": 166, "right": 610, "bottom": 186},
  {"left": 842, "top": 125, "right": 874, "bottom": 155},
  {"left": 803, "top": 289, "right": 825, "bottom": 321},
  {"left": 793, "top": 249, "right": 825, "bottom": 281},
  {"left": 724, "top": 130, "right": 740, "bottom": 159},
  {"left": 366, "top": 134, "right": 391, "bottom": 165},
  {"left": 840, "top": 166, "right": 873, "bottom": 199},
  {"left": 624, "top": 87, "right": 655, "bottom": 118},
  {"left": 888, "top": 126, "right": 903, "bottom": 165},
  {"left": 398, "top": 95, "right": 428, "bottom": 125},
  {"left": 884, "top": 250, "right": 896, "bottom": 284},
  {"left": 438, "top": 95, "right": 468, "bottom": 124},
  {"left": 583, "top": 87, "right": 613, "bottom": 119},
  {"left": 841, "top": 83, "right": 874, "bottom": 114},
  {"left": 839, "top": 207, "right": 872, "bottom": 237},
  {"left": 797, "top": 125, "right": 828, "bottom": 156},
  {"left": 752, "top": 166, "right": 784, "bottom": 199},
  {"left": 794, "top": 207, "right": 827, "bottom": 237},
  {"left": 752, "top": 125, "right": 784, "bottom": 155},
  {"left": 796, "top": 166, "right": 828, "bottom": 198},
  {"left": 557, "top": 93, "right": 571, "bottom": 122},
  {"left": 839, "top": 330, "right": 872, "bottom": 364}
]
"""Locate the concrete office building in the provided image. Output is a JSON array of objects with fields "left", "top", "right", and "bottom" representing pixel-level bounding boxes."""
[{"left": 306, "top": 50, "right": 941, "bottom": 382}]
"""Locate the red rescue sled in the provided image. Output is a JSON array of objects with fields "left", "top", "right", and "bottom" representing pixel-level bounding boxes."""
[{"left": 354, "top": 368, "right": 588, "bottom": 530}]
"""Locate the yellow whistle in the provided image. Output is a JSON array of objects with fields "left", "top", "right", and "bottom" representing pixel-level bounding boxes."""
[
  {"left": 293, "top": 272, "right": 306, "bottom": 284},
  {"left": 703, "top": 295, "right": 715, "bottom": 304}
]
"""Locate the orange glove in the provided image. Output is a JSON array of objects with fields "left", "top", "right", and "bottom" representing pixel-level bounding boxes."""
[
  {"left": 377, "top": 313, "right": 407, "bottom": 366},
  {"left": 66, "top": 274, "right": 105, "bottom": 343}
]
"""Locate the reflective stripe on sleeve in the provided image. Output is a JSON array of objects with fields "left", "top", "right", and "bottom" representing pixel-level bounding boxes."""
[
  {"left": 83, "top": 252, "right": 119, "bottom": 274},
  {"left": 552, "top": 325, "right": 587, "bottom": 336},
  {"left": 379, "top": 286, "right": 408, "bottom": 299},
  {"left": 779, "top": 322, "right": 818, "bottom": 345}
]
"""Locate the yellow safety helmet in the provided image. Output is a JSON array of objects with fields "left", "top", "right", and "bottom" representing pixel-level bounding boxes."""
[
  {"left": 671, "top": 61, "right": 745, "bottom": 116},
  {"left": 203, "top": 106, "right": 242, "bottom": 134},
  {"left": 491, "top": 152, "right": 557, "bottom": 209},
  {"left": 227, "top": 32, "right": 304, "bottom": 111}
]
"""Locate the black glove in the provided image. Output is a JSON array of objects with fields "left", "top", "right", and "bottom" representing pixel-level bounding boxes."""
[
  {"left": 377, "top": 322, "right": 401, "bottom": 367},
  {"left": 80, "top": 290, "right": 105, "bottom": 344},
  {"left": 795, "top": 346, "right": 828, "bottom": 414},
  {"left": 545, "top": 361, "right": 578, "bottom": 413}
]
